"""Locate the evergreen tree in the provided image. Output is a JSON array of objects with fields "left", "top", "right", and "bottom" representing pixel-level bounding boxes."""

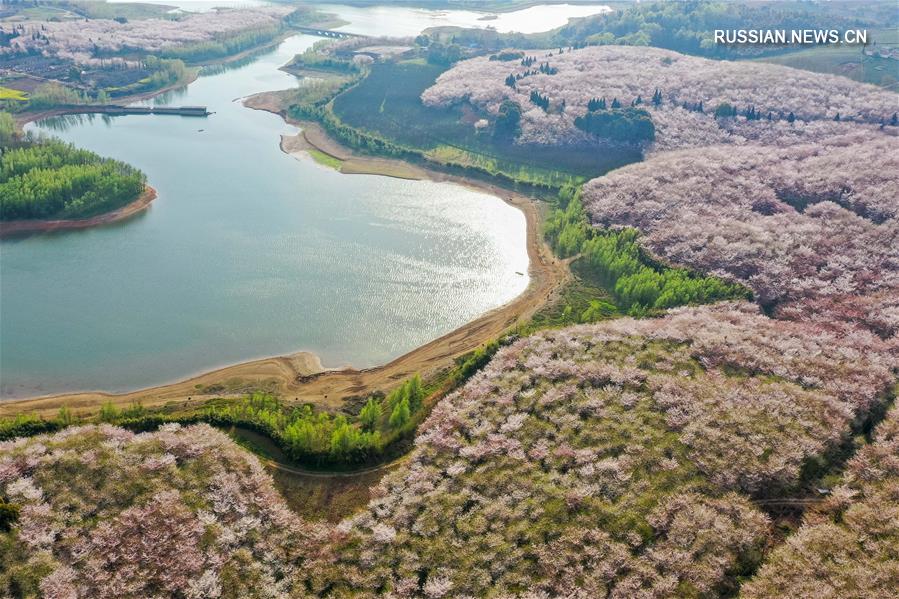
[
  {"left": 406, "top": 374, "right": 423, "bottom": 413},
  {"left": 389, "top": 398, "right": 410, "bottom": 429},
  {"left": 99, "top": 401, "right": 119, "bottom": 423},
  {"left": 56, "top": 406, "right": 74, "bottom": 426},
  {"left": 611, "top": 97, "right": 621, "bottom": 109},
  {"left": 359, "top": 398, "right": 381, "bottom": 432}
]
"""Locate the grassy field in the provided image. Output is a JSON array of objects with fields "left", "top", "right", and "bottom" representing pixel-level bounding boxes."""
[
  {"left": 68, "top": 0, "right": 179, "bottom": 21},
  {"left": 757, "top": 29, "right": 899, "bottom": 89},
  {"left": 0, "top": 86, "right": 28, "bottom": 101},
  {"left": 307, "top": 148, "right": 344, "bottom": 169},
  {"left": 524, "top": 258, "right": 619, "bottom": 332},
  {"left": 0, "top": 1, "right": 178, "bottom": 22},
  {"left": 329, "top": 60, "right": 641, "bottom": 186}
]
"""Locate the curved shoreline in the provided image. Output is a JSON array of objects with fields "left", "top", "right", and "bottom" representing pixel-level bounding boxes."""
[
  {"left": 0, "top": 104, "right": 569, "bottom": 416},
  {"left": 0, "top": 186, "right": 158, "bottom": 238}
]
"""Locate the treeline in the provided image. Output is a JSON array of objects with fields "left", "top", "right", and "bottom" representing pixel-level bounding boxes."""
[
  {"left": 0, "top": 375, "right": 430, "bottom": 468},
  {"left": 555, "top": 1, "right": 866, "bottom": 59},
  {"left": 0, "top": 337, "right": 507, "bottom": 466},
  {"left": 203, "top": 377, "right": 426, "bottom": 466},
  {"left": 574, "top": 107, "right": 655, "bottom": 143},
  {"left": 290, "top": 50, "right": 360, "bottom": 74},
  {"left": 161, "top": 24, "right": 282, "bottom": 63},
  {"left": 0, "top": 138, "right": 146, "bottom": 221},
  {"left": 0, "top": 111, "right": 14, "bottom": 146},
  {"left": 291, "top": 103, "right": 418, "bottom": 161},
  {"left": 291, "top": 102, "right": 576, "bottom": 190},
  {"left": 545, "top": 184, "right": 749, "bottom": 315},
  {"left": 126, "top": 57, "right": 189, "bottom": 95}
]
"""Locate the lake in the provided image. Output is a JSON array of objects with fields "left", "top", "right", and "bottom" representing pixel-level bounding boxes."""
[{"left": 1, "top": 4, "right": 603, "bottom": 399}]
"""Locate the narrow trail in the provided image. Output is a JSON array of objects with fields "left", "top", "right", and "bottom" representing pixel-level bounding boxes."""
[{"left": 260, "top": 454, "right": 409, "bottom": 479}]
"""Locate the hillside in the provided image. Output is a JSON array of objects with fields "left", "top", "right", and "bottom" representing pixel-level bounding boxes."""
[
  {"left": 582, "top": 133, "right": 899, "bottom": 338},
  {"left": 2, "top": 6, "right": 898, "bottom": 598},
  {"left": 421, "top": 45, "right": 897, "bottom": 150},
  {"left": 311, "top": 302, "right": 896, "bottom": 596},
  {"left": 742, "top": 403, "right": 899, "bottom": 598},
  {"left": 4, "top": 304, "right": 896, "bottom": 597},
  {"left": 1, "top": 7, "right": 291, "bottom": 65},
  {"left": 0, "top": 424, "right": 327, "bottom": 598}
]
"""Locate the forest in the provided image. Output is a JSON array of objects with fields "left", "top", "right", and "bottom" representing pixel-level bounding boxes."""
[
  {"left": 4, "top": 302, "right": 894, "bottom": 596},
  {"left": 422, "top": 44, "right": 897, "bottom": 149},
  {"left": 544, "top": 184, "right": 748, "bottom": 315},
  {"left": 0, "top": 137, "right": 146, "bottom": 221},
  {"left": 583, "top": 134, "right": 899, "bottom": 337},
  {"left": 554, "top": 0, "right": 896, "bottom": 59}
]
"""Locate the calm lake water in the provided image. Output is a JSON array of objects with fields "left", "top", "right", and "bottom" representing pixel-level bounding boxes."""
[
  {"left": 1, "top": 3, "right": 601, "bottom": 399},
  {"left": 319, "top": 3, "right": 612, "bottom": 36}
]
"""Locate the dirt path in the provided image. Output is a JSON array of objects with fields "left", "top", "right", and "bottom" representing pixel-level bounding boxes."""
[
  {"left": 0, "top": 186, "right": 157, "bottom": 238},
  {"left": 1, "top": 93, "right": 571, "bottom": 419}
]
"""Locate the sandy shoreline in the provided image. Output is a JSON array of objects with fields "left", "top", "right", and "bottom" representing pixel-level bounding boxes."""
[
  {"left": 0, "top": 186, "right": 157, "bottom": 238},
  {"left": 0, "top": 91, "right": 570, "bottom": 418}
]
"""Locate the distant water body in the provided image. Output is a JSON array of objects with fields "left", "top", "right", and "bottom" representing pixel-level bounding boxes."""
[
  {"left": 1, "top": 4, "right": 605, "bottom": 399},
  {"left": 109, "top": 1, "right": 611, "bottom": 32}
]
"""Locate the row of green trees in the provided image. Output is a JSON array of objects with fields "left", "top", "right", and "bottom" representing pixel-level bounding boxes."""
[
  {"left": 0, "top": 138, "right": 146, "bottom": 221},
  {"left": 200, "top": 375, "right": 427, "bottom": 466},
  {"left": 544, "top": 184, "right": 749, "bottom": 315},
  {"left": 160, "top": 24, "right": 282, "bottom": 63}
]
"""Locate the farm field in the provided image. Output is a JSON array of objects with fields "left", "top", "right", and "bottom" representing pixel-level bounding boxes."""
[{"left": 757, "top": 29, "right": 899, "bottom": 89}]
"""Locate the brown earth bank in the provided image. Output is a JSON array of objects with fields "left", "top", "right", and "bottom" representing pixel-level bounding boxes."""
[
  {"left": 1, "top": 91, "right": 570, "bottom": 418},
  {"left": 0, "top": 185, "right": 157, "bottom": 238}
]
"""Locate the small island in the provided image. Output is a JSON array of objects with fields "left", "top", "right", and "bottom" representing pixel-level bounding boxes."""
[{"left": 0, "top": 112, "right": 152, "bottom": 236}]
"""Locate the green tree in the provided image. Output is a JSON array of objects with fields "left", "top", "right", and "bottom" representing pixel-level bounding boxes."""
[
  {"left": 0, "top": 111, "right": 15, "bottom": 147},
  {"left": 389, "top": 398, "right": 410, "bottom": 429},
  {"left": 406, "top": 374, "right": 424, "bottom": 413},
  {"left": 99, "top": 401, "right": 119, "bottom": 423},
  {"left": 56, "top": 406, "right": 74, "bottom": 426},
  {"left": 494, "top": 100, "right": 522, "bottom": 139},
  {"left": 359, "top": 398, "right": 381, "bottom": 432}
]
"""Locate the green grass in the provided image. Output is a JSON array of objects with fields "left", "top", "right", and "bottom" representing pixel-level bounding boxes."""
[
  {"left": 329, "top": 61, "right": 641, "bottom": 186},
  {"left": 524, "top": 259, "right": 619, "bottom": 333},
  {"left": 68, "top": 1, "right": 178, "bottom": 21},
  {"left": 757, "top": 30, "right": 899, "bottom": 89},
  {"left": 307, "top": 148, "right": 343, "bottom": 170},
  {"left": 0, "top": 5, "right": 79, "bottom": 21}
]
